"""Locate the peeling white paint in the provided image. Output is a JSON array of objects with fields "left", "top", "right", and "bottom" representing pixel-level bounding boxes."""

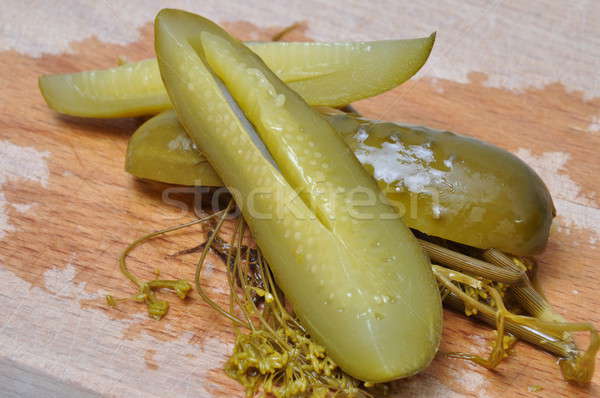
[
  {"left": 2, "top": 1, "right": 599, "bottom": 99},
  {"left": 204, "top": 261, "right": 216, "bottom": 277},
  {"left": 0, "top": 140, "right": 49, "bottom": 239},
  {"left": 588, "top": 116, "right": 600, "bottom": 133},
  {"left": 514, "top": 149, "right": 600, "bottom": 243},
  {"left": 466, "top": 333, "right": 490, "bottom": 355},
  {"left": 453, "top": 367, "right": 490, "bottom": 398},
  {"left": 0, "top": 264, "right": 232, "bottom": 398},
  {"left": 10, "top": 203, "right": 35, "bottom": 214},
  {"left": 43, "top": 263, "right": 101, "bottom": 300},
  {"left": 0, "top": 192, "right": 14, "bottom": 238}
]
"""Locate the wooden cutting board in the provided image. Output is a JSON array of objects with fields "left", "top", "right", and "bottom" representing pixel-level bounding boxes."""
[{"left": 1, "top": 1, "right": 599, "bottom": 397}]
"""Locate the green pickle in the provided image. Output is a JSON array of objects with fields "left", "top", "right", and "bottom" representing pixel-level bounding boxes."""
[
  {"left": 127, "top": 110, "right": 555, "bottom": 256},
  {"left": 334, "top": 115, "right": 556, "bottom": 256},
  {"left": 155, "top": 9, "right": 442, "bottom": 382},
  {"left": 39, "top": 35, "right": 434, "bottom": 118}
]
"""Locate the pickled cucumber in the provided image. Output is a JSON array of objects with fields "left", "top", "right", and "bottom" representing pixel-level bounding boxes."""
[
  {"left": 155, "top": 9, "right": 441, "bottom": 382},
  {"left": 39, "top": 35, "right": 434, "bottom": 118},
  {"left": 127, "top": 110, "right": 554, "bottom": 255}
]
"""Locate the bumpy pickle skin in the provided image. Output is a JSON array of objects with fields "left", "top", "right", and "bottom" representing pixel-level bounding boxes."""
[
  {"left": 155, "top": 9, "right": 441, "bottom": 382},
  {"left": 126, "top": 110, "right": 554, "bottom": 256},
  {"left": 334, "top": 116, "right": 555, "bottom": 256},
  {"left": 39, "top": 35, "right": 434, "bottom": 118}
]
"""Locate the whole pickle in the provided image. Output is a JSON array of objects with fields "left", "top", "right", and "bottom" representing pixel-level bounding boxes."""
[
  {"left": 127, "top": 110, "right": 554, "bottom": 256},
  {"left": 331, "top": 114, "right": 555, "bottom": 256}
]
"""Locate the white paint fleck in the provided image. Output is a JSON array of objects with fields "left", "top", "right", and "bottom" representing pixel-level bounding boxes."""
[
  {"left": 457, "top": 368, "right": 491, "bottom": 398},
  {"left": 588, "top": 116, "right": 600, "bottom": 133},
  {"left": 43, "top": 263, "right": 102, "bottom": 300},
  {"left": 429, "top": 78, "right": 446, "bottom": 94},
  {"left": 0, "top": 140, "right": 49, "bottom": 239},
  {"left": 572, "top": 289, "right": 580, "bottom": 295},
  {"left": 204, "top": 261, "right": 216, "bottom": 277},
  {"left": 468, "top": 333, "right": 489, "bottom": 353},
  {"left": 10, "top": 203, "right": 35, "bottom": 213},
  {"left": 444, "top": 364, "right": 492, "bottom": 398},
  {"left": 0, "top": 193, "right": 14, "bottom": 238},
  {"left": 196, "top": 337, "right": 233, "bottom": 398},
  {"left": 514, "top": 149, "right": 600, "bottom": 242}
]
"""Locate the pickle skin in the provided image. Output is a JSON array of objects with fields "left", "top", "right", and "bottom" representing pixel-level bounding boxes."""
[
  {"left": 39, "top": 35, "right": 434, "bottom": 118},
  {"left": 127, "top": 110, "right": 554, "bottom": 256},
  {"left": 336, "top": 117, "right": 555, "bottom": 256},
  {"left": 155, "top": 9, "right": 441, "bottom": 382}
]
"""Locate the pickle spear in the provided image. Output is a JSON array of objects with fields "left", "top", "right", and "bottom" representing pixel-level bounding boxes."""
[
  {"left": 155, "top": 9, "right": 441, "bottom": 382},
  {"left": 126, "top": 110, "right": 554, "bottom": 256},
  {"left": 39, "top": 35, "right": 434, "bottom": 118}
]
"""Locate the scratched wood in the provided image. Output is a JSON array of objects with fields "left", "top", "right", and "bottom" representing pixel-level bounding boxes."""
[{"left": 1, "top": 1, "right": 599, "bottom": 397}]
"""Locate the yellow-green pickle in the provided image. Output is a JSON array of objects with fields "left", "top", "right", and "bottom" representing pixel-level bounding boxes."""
[
  {"left": 37, "top": 7, "right": 599, "bottom": 397},
  {"left": 154, "top": 8, "right": 442, "bottom": 383},
  {"left": 39, "top": 35, "right": 434, "bottom": 117},
  {"left": 127, "top": 110, "right": 554, "bottom": 256}
]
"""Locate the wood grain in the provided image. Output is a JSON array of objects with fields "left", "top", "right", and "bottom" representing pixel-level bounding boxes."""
[{"left": 1, "top": 6, "right": 599, "bottom": 398}]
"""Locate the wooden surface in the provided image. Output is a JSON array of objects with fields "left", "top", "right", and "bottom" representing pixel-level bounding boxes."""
[{"left": 1, "top": 1, "right": 599, "bottom": 397}]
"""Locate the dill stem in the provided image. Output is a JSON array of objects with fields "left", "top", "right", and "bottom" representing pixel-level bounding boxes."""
[
  {"left": 119, "top": 212, "right": 226, "bottom": 287},
  {"left": 193, "top": 200, "right": 249, "bottom": 328},
  {"left": 483, "top": 249, "right": 566, "bottom": 325},
  {"left": 419, "top": 239, "right": 523, "bottom": 285}
]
